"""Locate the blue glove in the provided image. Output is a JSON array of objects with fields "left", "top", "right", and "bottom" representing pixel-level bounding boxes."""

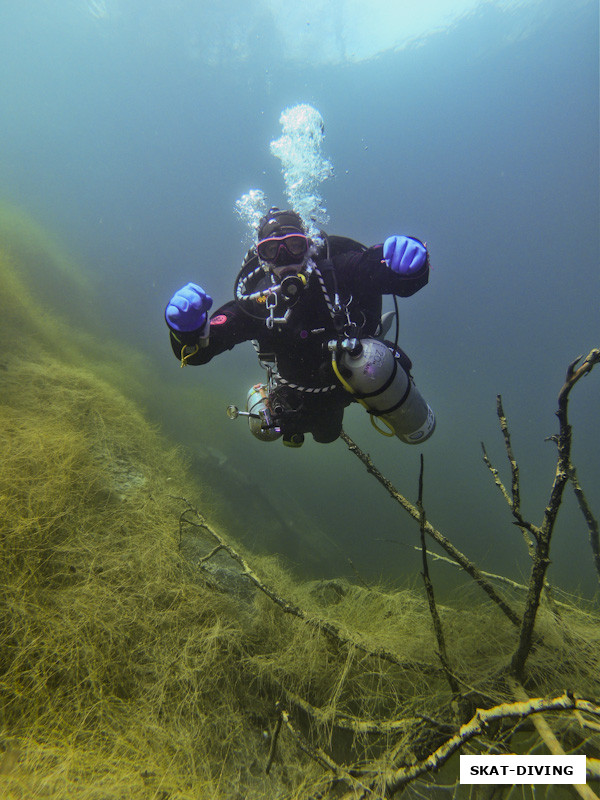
[
  {"left": 165, "top": 282, "right": 213, "bottom": 332},
  {"left": 383, "top": 236, "right": 427, "bottom": 275}
]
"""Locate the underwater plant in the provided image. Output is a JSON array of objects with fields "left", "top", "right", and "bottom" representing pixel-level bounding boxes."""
[
  {"left": 173, "top": 350, "right": 600, "bottom": 798},
  {"left": 0, "top": 201, "right": 598, "bottom": 798}
]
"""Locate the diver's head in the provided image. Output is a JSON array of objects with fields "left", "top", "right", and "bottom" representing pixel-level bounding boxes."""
[{"left": 257, "top": 208, "right": 310, "bottom": 274}]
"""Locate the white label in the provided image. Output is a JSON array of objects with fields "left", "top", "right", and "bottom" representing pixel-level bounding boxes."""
[{"left": 460, "top": 755, "right": 587, "bottom": 784}]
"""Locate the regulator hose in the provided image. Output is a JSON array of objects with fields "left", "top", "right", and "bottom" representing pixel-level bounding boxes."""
[{"left": 330, "top": 350, "right": 395, "bottom": 437}]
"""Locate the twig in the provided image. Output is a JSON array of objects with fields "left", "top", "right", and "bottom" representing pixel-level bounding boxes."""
[
  {"left": 510, "top": 349, "right": 600, "bottom": 679},
  {"left": 574, "top": 709, "right": 600, "bottom": 734},
  {"left": 264, "top": 674, "right": 426, "bottom": 736},
  {"left": 288, "top": 689, "right": 424, "bottom": 735},
  {"left": 569, "top": 464, "right": 600, "bottom": 584},
  {"left": 378, "top": 693, "right": 600, "bottom": 797},
  {"left": 340, "top": 431, "right": 522, "bottom": 627},
  {"left": 281, "top": 709, "right": 341, "bottom": 773},
  {"left": 178, "top": 501, "right": 442, "bottom": 676},
  {"left": 347, "top": 557, "right": 370, "bottom": 589},
  {"left": 196, "top": 544, "right": 226, "bottom": 563},
  {"left": 417, "top": 455, "right": 459, "bottom": 696},
  {"left": 496, "top": 395, "right": 521, "bottom": 514},
  {"left": 265, "top": 706, "right": 283, "bottom": 775},
  {"left": 508, "top": 678, "right": 599, "bottom": 800},
  {"left": 279, "top": 710, "right": 377, "bottom": 797},
  {"left": 481, "top": 439, "right": 537, "bottom": 556},
  {"left": 480, "top": 441, "right": 512, "bottom": 507},
  {"left": 380, "top": 538, "right": 536, "bottom": 595}
]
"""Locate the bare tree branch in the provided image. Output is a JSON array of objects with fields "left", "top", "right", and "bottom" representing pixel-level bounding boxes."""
[
  {"left": 418, "top": 455, "right": 460, "bottom": 696},
  {"left": 340, "top": 431, "right": 522, "bottom": 627},
  {"left": 376, "top": 693, "right": 600, "bottom": 798},
  {"left": 509, "top": 678, "right": 600, "bottom": 800},
  {"left": 510, "top": 349, "right": 600, "bottom": 679},
  {"left": 177, "top": 502, "right": 442, "bottom": 676},
  {"left": 279, "top": 709, "right": 377, "bottom": 798},
  {"left": 265, "top": 705, "right": 283, "bottom": 775},
  {"left": 496, "top": 394, "right": 521, "bottom": 514},
  {"left": 569, "top": 465, "right": 600, "bottom": 584},
  {"left": 481, "top": 437, "right": 537, "bottom": 555}
]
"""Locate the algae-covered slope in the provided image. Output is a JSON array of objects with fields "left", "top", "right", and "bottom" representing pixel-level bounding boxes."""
[
  {"left": 0, "top": 202, "right": 154, "bottom": 404},
  {"left": 0, "top": 349, "right": 598, "bottom": 799},
  {"left": 0, "top": 351, "right": 325, "bottom": 798},
  {"left": 0, "top": 355, "right": 243, "bottom": 795},
  {"left": 0, "top": 204, "right": 285, "bottom": 797},
  {"left": 0, "top": 202, "right": 96, "bottom": 356},
  {"left": 1, "top": 204, "right": 599, "bottom": 799}
]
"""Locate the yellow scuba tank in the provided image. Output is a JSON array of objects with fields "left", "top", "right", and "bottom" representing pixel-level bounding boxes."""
[{"left": 336, "top": 338, "right": 435, "bottom": 444}]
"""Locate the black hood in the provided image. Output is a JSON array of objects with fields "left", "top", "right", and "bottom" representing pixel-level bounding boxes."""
[{"left": 257, "top": 208, "right": 305, "bottom": 240}]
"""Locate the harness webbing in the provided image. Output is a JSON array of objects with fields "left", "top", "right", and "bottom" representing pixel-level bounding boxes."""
[
  {"left": 274, "top": 375, "right": 338, "bottom": 394},
  {"left": 312, "top": 263, "right": 340, "bottom": 323},
  {"left": 236, "top": 246, "right": 359, "bottom": 396}
]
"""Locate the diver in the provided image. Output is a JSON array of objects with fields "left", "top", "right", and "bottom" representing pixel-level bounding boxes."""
[{"left": 165, "top": 208, "right": 435, "bottom": 447}]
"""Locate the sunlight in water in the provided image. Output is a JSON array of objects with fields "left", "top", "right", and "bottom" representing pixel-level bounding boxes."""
[
  {"left": 88, "top": 0, "right": 109, "bottom": 21},
  {"left": 260, "top": 0, "right": 547, "bottom": 62}
]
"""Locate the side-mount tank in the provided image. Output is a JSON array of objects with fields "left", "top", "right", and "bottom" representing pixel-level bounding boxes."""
[
  {"left": 246, "top": 384, "right": 282, "bottom": 442},
  {"left": 338, "top": 338, "right": 435, "bottom": 444}
]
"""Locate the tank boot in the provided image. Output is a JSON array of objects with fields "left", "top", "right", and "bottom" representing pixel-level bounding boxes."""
[{"left": 283, "top": 432, "right": 305, "bottom": 448}]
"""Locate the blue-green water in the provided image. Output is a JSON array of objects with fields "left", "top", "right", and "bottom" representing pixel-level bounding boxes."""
[{"left": 1, "top": 0, "right": 598, "bottom": 594}]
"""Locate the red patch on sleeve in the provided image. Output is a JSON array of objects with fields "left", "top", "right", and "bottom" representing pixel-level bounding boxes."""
[{"left": 210, "top": 314, "right": 228, "bottom": 326}]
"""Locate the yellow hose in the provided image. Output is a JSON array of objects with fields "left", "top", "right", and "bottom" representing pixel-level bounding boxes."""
[
  {"left": 180, "top": 343, "right": 200, "bottom": 367},
  {"left": 331, "top": 352, "right": 395, "bottom": 437}
]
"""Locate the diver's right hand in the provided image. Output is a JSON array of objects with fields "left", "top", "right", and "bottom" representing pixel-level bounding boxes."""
[{"left": 165, "top": 282, "right": 213, "bottom": 332}]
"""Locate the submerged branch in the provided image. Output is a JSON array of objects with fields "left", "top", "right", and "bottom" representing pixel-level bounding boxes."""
[
  {"left": 569, "top": 464, "right": 600, "bottom": 584},
  {"left": 280, "top": 709, "right": 377, "bottom": 798},
  {"left": 509, "top": 678, "right": 600, "bottom": 800},
  {"left": 177, "top": 502, "right": 441, "bottom": 676},
  {"left": 265, "top": 707, "right": 282, "bottom": 775},
  {"left": 417, "top": 455, "right": 459, "bottom": 696},
  {"left": 481, "top": 437, "right": 537, "bottom": 555},
  {"left": 378, "top": 693, "right": 600, "bottom": 797},
  {"left": 275, "top": 682, "right": 424, "bottom": 736},
  {"left": 339, "top": 431, "right": 522, "bottom": 627},
  {"left": 380, "top": 538, "right": 583, "bottom": 603},
  {"left": 496, "top": 394, "right": 521, "bottom": 514},
  {"left": 510, "top": 348, "right": 600, "bottom": 679}
]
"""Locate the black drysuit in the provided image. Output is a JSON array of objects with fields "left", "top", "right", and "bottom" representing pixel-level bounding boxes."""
[{"left": 168, "top": 239, "right": 429, "bottom": 442}]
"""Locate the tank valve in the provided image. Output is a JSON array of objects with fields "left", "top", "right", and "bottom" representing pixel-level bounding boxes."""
[
  {"left": 226, "top": 385, "right": 283, "bottom": 442},
  {"left": 341, "top": 337, "right": 361, "bottom": 355}
]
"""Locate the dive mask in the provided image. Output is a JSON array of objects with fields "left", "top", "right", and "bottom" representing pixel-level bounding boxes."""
[{"left": 256, "top": 233, "right": 309, "bottom": 264}]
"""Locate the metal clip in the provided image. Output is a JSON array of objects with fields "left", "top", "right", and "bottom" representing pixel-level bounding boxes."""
[
  {"left": 342, "top": 295, "right": 354, "bottom": 335},
  {"left": 266, "top": 291, "right": 277, "bottom": 330}
]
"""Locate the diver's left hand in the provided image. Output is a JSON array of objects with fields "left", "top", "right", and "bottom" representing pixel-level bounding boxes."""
[{"left": 383, "top": 236, "right": 427, "bottom": 275}]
